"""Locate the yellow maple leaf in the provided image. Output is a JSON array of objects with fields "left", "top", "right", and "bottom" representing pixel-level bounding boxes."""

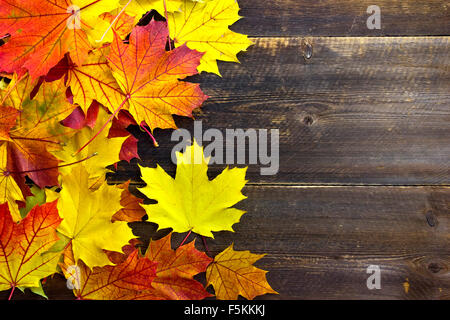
[
  {"left": 82, "top": 1, "right": 131, "bottom": 46},
  {"left": 55, "top": 165, "right": 135, "bottom": 268},
  {"left": 206, "top": 244, "right": 278, "bottom": 300},
  {"left": 66, "top": 0, "right": 123, "bottom": 48},
  {"left": 51, "top": 106, "right": 127, "bottom": 190},
  {"left": 139, "top": 140, "right": 247, "bottom": 238},
  {"left": 0, "top": 143, "right": 24, "bottom": 222},
  {"left": 122, "top": 0, "right": 183, "bottom": 21},
  {"left": 168, "top": 0, "right": 253, "bottom": 75},
  {"left": 75, "top": 0, "right": 122, "bottom": 24}
]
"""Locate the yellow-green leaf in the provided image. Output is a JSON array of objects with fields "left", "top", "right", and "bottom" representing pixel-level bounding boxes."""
[{"left": 139, "top": 140, "right": 247, "bottom": 238}]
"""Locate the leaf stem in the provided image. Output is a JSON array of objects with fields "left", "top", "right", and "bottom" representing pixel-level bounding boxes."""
[
  {"left": 201, "top": 236, "right": 211, "bottom": 256},
  {"left": 10, "top": 136, "right": 64, "bottom": 145},
  {"left": 140, "top": 123, "right": 159, "bottom": 147},
  {"left": 63, "top": 239, "right": 73, "bottom": 252},
  {"left": 178, "top": 230, "right": 192, "bottom": 248},
  {"left": 8, "top": 286, "right": 15, "bottom": 301}
]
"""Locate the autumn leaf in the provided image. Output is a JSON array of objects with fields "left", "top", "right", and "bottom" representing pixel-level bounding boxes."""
[
  {"left": 54, "top": 165, "right": 135, "bottom": 268},
  {"left": 18, "top": 185, "right": 46, "bottom": 220},
  {"left": 0, "top": 78, "right": 8, "bottom": 90},
  {"left": 206, "top": 244, "right": 277, "bottom": 300},
  {"left": 1, "top": 74, "right": 76, "bottom": 189},
  {"left": 0, "top": 0, "right": 122, "bottom": 79},
  {"left": 51, "top": 50, "right": 141, "bottom": 162},
  {"left": 108, "top": 110, "right": 141, "bottom": 164},
  {"left": 139, "top": 140, "right": 247, "bottom": 238},
  {"left": 89, "top": 9, "right": 136, "bottom": 46},
  {"left": 60, "top": 102, "right": 100, "bottom": 130},
  {"left": 0, "top": 99, "right": 23, "bottom": 222},
  {"left": 107, "top": 19, "right": 208, "bottom": 130},
  {"left": 168, "top": 0, "right": 253, "bottom": 75},
  {"left": 0, "top": 106, "right": 19, "bottom": 142},
  {"left": 61, "top": 244, "right": 157, "bottom": 300},
  {"left": 60, "top": 102, "right": 139, "bottom": 164},
  {"left": 0, "top": 201, "right": 62, "bottom": 293},
  {"left": 105, "top": 238, "right": 141, "bottom": 264},
  {"left": 48, "top": 18, "right": 208, "bottom": 131},
  {"left": 58, "top": 51, "right": 125, "bottom": 115},
  {"left": 112, "top": 181, "right": 147, "bottom": 223},
  {"left": 139, "top": 232, "right": 212, "bottom": 300},
  {"left": 118, "top": 136, "right": 140, "bottom": 164},
  {"left": 52, "top": 105, "right": 127, "bottom": 189},
  {"left": 123, "top": 0, "right": 183, "bottom": 21},
  {"left": 0, "top": 143, "right": 24, "bottom": 222}
]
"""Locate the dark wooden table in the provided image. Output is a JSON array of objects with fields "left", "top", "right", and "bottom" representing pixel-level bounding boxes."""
[{"left": 4, "top": 0, "right": 449, "bottom": 300}]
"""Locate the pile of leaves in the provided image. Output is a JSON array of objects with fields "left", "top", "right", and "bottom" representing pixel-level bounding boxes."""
[{"left": 0, "top": 0, "right": 277, "bottom": 300}]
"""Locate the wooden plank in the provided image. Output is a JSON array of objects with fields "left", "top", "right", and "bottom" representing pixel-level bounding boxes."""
[
  {"left": 168, "top": 185, "right": 449, "bottom": 299},
  {"left": 111, "top": 36, "right": 450, "bottom": 186},
  {"left": 2, "top": 186, "right": 449, "bottom": 300},
  {"left": 234, "top": 0, "right": 450, "bottom": 37}
]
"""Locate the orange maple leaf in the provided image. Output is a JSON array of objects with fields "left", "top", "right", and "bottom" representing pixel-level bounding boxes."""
[
  {"left": 61, "top": 244, "right": 157, "bottom": 300},
  {"left": 0, "top": 201, "right": 62, "bottom": 294},
  {"left": 106, "top": 19, "right": 208, "bottom": 130},
  {"left": 56, "top": 51, "right": 125, "bottom": 115},
  {"left": 206, "top": 244, "right": 278, "bottom": 300},
  {"left": 140, "top": 233, "right": 213, "bottom": 300},
  {"left": 0, "top": 0, "right": 120, "bottom": 79},
  {"left": 112, "top": 181, "right": 146, "bottom": 223}
]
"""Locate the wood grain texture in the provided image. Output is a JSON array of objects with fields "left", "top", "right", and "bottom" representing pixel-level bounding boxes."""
[
  {"left": 232, "top": 0, "right": 450, "bottom": 36},
  {"left": 111, "top": 36, "right": 450, "bottom": 185},
  {"left": 1, "top": 186, "right": 448, "bottom": 300}
]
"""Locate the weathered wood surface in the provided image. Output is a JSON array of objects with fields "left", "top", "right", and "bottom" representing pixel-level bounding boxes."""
[
  {"left": 134, "top": 186, "right": 450, "bottom": 300},
  {"left": 110, "top": 0, "right": 450, "bottom": 300},
  {"left": 233, "top": 0, "right": 450, "bottom": 36},
  {"left": 111, "top": 37, "right": 450, "bottom": 186}
]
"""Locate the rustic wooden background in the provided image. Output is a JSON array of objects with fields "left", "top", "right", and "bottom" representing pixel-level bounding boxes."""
[{"left": 3, "top": 0, "right": 449, "bottom": 300}]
